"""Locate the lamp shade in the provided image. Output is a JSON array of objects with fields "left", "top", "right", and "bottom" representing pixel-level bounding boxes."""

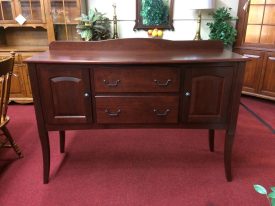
[{"left": 186, "top": 0, "right": 215, "bottom": 9}]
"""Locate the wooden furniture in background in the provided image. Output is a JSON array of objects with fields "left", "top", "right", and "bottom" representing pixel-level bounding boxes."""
[
  {"left": 47, "top": 0, "right": 87, "bottom": 41},
  {"left": 0, "top": 0, "right": 87, "bottom": 103},
  {"left": 0, "top": 53, "right": 23, "bottom": 158},
  {"left": 234, "top": 0, "right": 275, "bottom": 101},
  {"left": 25, "top": 39, "right": 248, "bottom": 183}
]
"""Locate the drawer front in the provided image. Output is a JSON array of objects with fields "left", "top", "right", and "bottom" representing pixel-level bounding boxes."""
[
  {"left": 94, "top": 67, "right": 180, "bottom": 93},
  {"left": 96, "top": 96, "right": 179, "bottom": 124}
]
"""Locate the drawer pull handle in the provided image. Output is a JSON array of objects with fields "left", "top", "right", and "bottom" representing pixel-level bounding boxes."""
[
  {"left": 103, "top": 79, "right": 120, "bottom": 87},
  {"left": 105, "top": 109, "right": 121, "bottom": 116},
  {"left": 154, "top": 79, "right": 171, "bottom": 87},
  {"left": 153, "top": 109, "right": 170, "bottom": 116}
]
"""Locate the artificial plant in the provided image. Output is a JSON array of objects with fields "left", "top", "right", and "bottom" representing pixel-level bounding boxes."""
[
  {"left": 206, "top": 7, "right": 237, "bottom": 47},
  {"left": 140, "top": 0, "right": 169, "bottom": 26},
  {"left": 254, "top": 184, "right": 275, "bottom": 206},
  {"left": 76, "top": 8, "right": 111, "bottom": 41}
]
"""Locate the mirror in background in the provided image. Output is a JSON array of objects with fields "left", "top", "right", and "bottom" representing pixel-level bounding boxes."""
[{"left": 134, "top": 0, "right": 174, "bottom": 30}]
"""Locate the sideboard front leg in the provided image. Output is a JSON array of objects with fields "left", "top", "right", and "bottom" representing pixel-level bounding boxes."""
[
  {"left": 39, "top": 130, "right": 50, "bottom": 184},
  {"left": 28, "top": 64, "right": 51, "bottom": 184},
  {"left": 224, "top": 130, "right": 235, "bottom": 182},
  {"left": 59, "top": 130, "right": 65, "bottom": 153},
  {"left": 208, "top": 129, "right": 215, "bottom": 152}
]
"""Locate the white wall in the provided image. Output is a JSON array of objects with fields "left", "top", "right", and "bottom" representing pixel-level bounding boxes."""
[{"left": 88, "top": 0, "right": 239, "bottom": 40}]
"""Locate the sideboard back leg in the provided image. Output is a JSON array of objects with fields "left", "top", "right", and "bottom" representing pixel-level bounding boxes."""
[
  {"left": 208, "top": 129, "right": 215, "bottom": 152},
  {"left": 59, "top": 130, "right": 65, "bottom": 153}
]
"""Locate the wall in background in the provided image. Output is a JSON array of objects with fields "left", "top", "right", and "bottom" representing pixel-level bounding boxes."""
[{"left": 88, "top": 0, "right": 239, "bottom": 40}]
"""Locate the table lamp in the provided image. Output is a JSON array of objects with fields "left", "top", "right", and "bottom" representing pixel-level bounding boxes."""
[{"left": 192, "top": 0, "right": 215, "bottom": 40}]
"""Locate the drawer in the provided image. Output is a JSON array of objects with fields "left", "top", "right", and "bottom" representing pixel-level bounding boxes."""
[
  {"left": 96, "top": 96, "right": 179, "bottom": 124},
  {"left": 94, "top": 67, "right": 180, "bottom": 93}
]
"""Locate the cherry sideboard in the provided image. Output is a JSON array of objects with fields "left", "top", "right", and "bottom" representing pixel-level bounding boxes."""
[{"left": 25, "top": 39, "right": 248, "bottom": 183}]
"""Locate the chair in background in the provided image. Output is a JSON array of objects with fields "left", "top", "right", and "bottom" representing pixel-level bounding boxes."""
[{"left": 0, "top": 52, "right": 23, "bottom": 158}]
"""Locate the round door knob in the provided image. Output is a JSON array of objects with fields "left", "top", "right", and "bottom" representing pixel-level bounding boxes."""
[
  {"left": 84, "top": 92, "right": 90, "bottom": 97},
  {"left": 185, "top": 92, "right": 191, "bottom": 96}
]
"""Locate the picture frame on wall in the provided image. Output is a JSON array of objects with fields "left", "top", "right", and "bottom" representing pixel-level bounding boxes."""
[{"left": 133, "top": 0, "right": 174, "bottom": 30}]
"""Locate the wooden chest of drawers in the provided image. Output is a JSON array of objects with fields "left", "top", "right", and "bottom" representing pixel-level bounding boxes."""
[
  {"left": 25, "top": 39, "right": 248, "bottom": 183},
  {"left": 94, "top": 66, "right": 180, "bottom": 92},
  {"left": 94, "top": 66, "right": 179, "bottom": 124}
]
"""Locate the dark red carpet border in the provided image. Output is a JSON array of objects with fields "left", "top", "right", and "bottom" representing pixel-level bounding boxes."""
[
  {"left": 241, "top": 95, "right": 275, "bottom": 133},
  {"left": 0, "top": 98, "right": 274, "bottom": 206}
]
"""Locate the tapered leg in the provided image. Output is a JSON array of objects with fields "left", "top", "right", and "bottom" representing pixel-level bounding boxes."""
[
  {"left": 38, "top": 130, "right": 50, "bottom": 184},
  {"left": 2, "top": 126, "right": 23, "bottom": 158},
  {"left": 208, "top": 129, "right": 215, "bottom": 152},
  {"left": 224, "top": 130, "right": 235, "bottom": 182},
  {"left": 59, "top": 130, "right": 65, "bottom": 153}
]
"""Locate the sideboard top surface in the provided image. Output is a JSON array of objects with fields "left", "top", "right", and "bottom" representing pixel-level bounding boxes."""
[{"left": 25, "top": 38, "right": 248, "bottom": 64}]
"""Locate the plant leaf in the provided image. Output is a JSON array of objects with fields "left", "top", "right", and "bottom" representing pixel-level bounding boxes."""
[
  {"left": 254, "top": 185, "right": 267, "bottom": 195},
  {"left": 272, "top": 198, "right": 275, "bottom": 206},
  {"left": 269, "top": 191, "right": 275, "bottom": 198},
  {"left": 271, "top": 187, "right": 275, "bottom": 192}
]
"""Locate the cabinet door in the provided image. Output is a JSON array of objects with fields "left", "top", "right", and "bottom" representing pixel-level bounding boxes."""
[
  {"left": 50, "top": 0, "right": 84, "bottom": 40},
  {"left": 259, "top": 52, "right": 275, "bottom": 97},
  {"left": 234, "top": 49, "right": 265, "bottom": 93},
  {"left": 0, "top": 0, "right": 16, "bottom": 23},
  {"left": 9, "top": 53, "right": 34, "bottom": 103},
  {"left": 0, "top": 0, "right": 45, "bottom": 24},
  {"left": 19, "top": 53, "right": 33, "bottom": 98},
  {"left": 37, "top": 65, "right": 92, "bottom": 125},
  {"left": 18, "top": 0, "right": 46, "bottom": 23},
  {"left": 182, "top": 67, "right": 233, "bottom": 124},
  {"left": 10, "top": 64, "right": 28, "bottom": 98}
]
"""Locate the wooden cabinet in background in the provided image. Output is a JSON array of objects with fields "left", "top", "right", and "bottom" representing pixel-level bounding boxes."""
[
  {"left": 0, "top": 50, "right": 47, "bottom": 103},
  {"left": 0, "top": 0, "right": 46, "bottom": 25},
  {"left": 10, "top": 53, "right": 36, "bottom": 103},
  {"left": 259, "top": 52, "right": 275, "bottom": 98},
  {"left": 0, "top": 0, "right": 87, "bottom": 103},
  {"left": 234, "top": 0, "right": 275, "bottom": 101},
  {"left": 48, "top": 0, "right": 86, "bottom": 41},
  {"left": 234, "top": 49, "right": 275, "bottom": 100}
]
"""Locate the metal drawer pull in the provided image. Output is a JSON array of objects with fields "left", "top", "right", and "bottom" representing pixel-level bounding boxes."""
[
  {"left": 103, "top": 79, "right": 120, "bottom": 87},
  {"left": 104, "top": 109, "right": 121, "bottom": 116},
  {"left": 153, "top": 109, "right": 170, "bottom": 116},
  {"left": 154, "top": 79, "right": 171, "bottom": 87},
  {"left": 84, "top": 92, "right": 90, "bottom": 97},
  {"left": 268, "top": 57, "right": 275, "bottom": 61}
]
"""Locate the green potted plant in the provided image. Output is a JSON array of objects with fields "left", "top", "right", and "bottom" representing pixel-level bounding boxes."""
[
  {"left": 76, "top": 8, "right": 111, "bottom": 41},
  {"left": 206, "top": 7, "right": 237, "bottom": 47},
  {"left": 254, "top": 184, "right": 275, "bottom": 206}
]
